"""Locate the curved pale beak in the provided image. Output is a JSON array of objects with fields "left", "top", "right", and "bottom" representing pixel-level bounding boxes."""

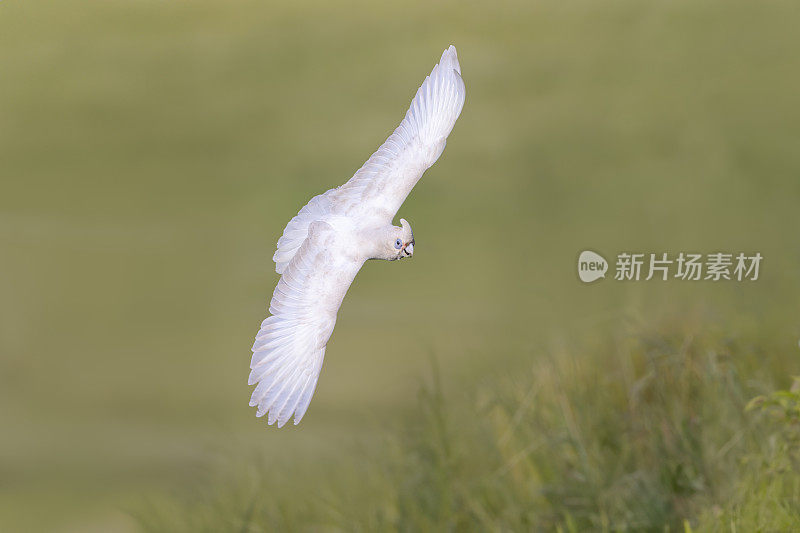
[{"left": 402, "top": 241, "right": 414, "bottom": 257}]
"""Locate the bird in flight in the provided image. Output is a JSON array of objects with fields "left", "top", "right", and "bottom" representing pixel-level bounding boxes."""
[{"left": 249, "top": 45, "right": 466, "bottom": 427}]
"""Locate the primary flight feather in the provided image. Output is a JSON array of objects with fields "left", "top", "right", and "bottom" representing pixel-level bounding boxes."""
[{"left": 249, "top": 45, "right": 466, "bottom": 427}]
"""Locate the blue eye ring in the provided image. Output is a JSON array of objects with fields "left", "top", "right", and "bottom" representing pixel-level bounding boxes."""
[{"left": 394, "top": 238, "right": 403, "bottom": 249}]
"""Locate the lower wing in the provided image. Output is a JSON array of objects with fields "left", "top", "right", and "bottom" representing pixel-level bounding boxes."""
[{"left": 249, "top": 221, "right": 363, "bottom": 427}]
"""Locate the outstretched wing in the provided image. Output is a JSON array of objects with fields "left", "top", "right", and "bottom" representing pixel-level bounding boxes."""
[
  {"left": 250, "top": 221, "right": 362, "bottom": 427},
  {"left": 271, "top": 45, "right": 465, "bottom": 273},
  {"left": 338, "top": 45, "right": 466, "bottom": 221}
]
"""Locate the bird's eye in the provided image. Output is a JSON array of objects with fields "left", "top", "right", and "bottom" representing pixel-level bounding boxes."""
[{"left": 394, "top": 238, "right": 403, "bottom": 249}]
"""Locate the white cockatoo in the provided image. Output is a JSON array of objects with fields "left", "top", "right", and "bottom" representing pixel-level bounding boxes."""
[{"left": 249, "top": 46, "right": 466, "bottom": 427}]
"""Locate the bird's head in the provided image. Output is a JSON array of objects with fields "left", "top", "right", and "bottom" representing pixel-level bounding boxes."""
[{"left": 389, "top": 218, "right": 414, "bottom": 260}]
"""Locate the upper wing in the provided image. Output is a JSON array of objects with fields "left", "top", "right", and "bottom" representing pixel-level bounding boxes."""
[
  {"left": 337, "top": 45, "right": 466, "bottom": 220},
  {"left": 250, "top": 221, "right": 362, "bottom": 427},
  {"left": 271, "top": 45, "right": 465, "bottom": 273}
]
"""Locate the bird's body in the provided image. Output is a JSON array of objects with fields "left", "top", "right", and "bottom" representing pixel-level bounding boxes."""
[{"left": 249, "top": 46, "right": 466, "bottom": 427}]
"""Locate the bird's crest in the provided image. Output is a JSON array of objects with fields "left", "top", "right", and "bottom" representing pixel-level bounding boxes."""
[{"left": 400, "top": 218, "right": 414, "bottom": 243}]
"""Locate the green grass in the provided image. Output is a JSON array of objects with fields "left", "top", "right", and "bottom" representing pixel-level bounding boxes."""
[
  {"left": 1, "top": 0, "right": 800, "bottom": 530},
  {"left": 138, "top": 316, "right": 800, "bottom": 531}
]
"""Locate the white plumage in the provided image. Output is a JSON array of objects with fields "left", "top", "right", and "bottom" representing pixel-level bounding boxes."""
[{"left": 250, "top": 46, "right": 466, "bottom": 427}]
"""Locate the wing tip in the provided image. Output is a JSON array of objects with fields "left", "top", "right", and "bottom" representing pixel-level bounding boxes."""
[
  {"left": 251, "top": 401, "right": 306, "bottom": 427},
  {"left": 250, "top": 376, "right": 318, "bottom": 428},
  {"left": 441, "top": 44, "right": 461, "bottom": 75},
  {"left": 402, "top": 44, "right": 465, "bottom": 151}
]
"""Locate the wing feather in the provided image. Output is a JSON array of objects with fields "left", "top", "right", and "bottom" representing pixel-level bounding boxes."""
[
  {"left": 272, "top": 191, "right": 336, "bottom": 274},
  {"left": 250, "top": 222, "right": 362, "bottom": 427},
  {"left": 337, "top": 45, "right": 465, "bottom": 219}
]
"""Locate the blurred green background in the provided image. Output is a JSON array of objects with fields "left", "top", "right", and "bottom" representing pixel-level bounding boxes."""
[{"left": 2, "top": 0, "right": 800, "bottom": 530}]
